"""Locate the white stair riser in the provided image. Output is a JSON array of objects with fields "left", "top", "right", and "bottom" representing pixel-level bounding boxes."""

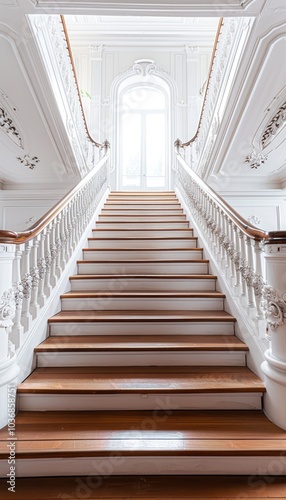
[
  {"left": 61, "top": 297, "right": 224, "bottom": 311},
  {"left": 98, "top": 216, "right": 187, "bottom": 222},
  {"left": 92, "top": 229, "right": 193, "bottom": 238},
  {"left": 17, "top": 392, "right": 263, "bottom": 411},
  {"left": 6, "top": 456, "right": 284, "bottom": 478},
  {"left": 36, "top": 351, "right": 246, "bottom": 368},
  {"left": 77, "top": 262, "right": 209, "bottom": 274},
  {"left": 70, "top": 277, "right": 217, "bottom": 292},
  {"left": 103, "top": 204, "right": 181, "bottom": 210},
  {"left": 88, "top": 239, "right": 198, "bottom": 249},
  {"left": 82, "top": 249, "right": 203, "bottom": 261},
  {"left": 49, "top": 321, "right": 235, "bottom": 336},
  {"left": 96, "top": 222, "right": 190, "bottom": 229},
  {"left": 101, "top": 210, "right": 184, "bottom": 215}
]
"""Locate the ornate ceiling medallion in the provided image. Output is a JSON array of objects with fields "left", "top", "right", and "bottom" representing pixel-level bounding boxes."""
[{"left": 245, "top": 148, "right": 268, "bottom": 169}]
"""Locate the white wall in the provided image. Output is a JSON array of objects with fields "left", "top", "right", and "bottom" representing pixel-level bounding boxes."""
[
  {"left": 0, "top": 190, "right": 67, "bottom": 232},
  {"left": 219, "top": 191, "right": 286, "bottom": 231}
]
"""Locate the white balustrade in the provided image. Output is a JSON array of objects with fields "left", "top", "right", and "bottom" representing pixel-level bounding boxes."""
[
  {"left": 0, "top": 152, "right": 109, "bottom": 366},
  {"left": 175, "top": 152, "right": 286, "bottom": 429}
]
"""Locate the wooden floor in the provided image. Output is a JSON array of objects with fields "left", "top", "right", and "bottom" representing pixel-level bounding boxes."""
[{"left": 1, "top": 475, "right": 286, "bottom": 499}]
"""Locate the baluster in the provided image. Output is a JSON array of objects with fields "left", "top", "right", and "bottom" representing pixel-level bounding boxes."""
[
  {"left": 37, "top": 230, "right": 47, "bottom": 307},
  {"left": 70, "top": 199, "right": 77, "bottom": 251},
  {"left": 245, "top": 236, "right": 255, "bottom": 307},
  {"left": 21, "top": 241, "right": 33, "bottom": 332},
  {"left": 233, "top": 225, "right": 241, "bottom": 292},
  {"left": 44, "top": 223, "right": 52, "bottom": 297},
  {"left": 30, "top": 237, "right": 40, "bottom": 319},
  {"left": 60, "top": 209, "right": 67, "bottom": 270},
  {"left": 228, "top": 220, "right": 236, "bottom": 281},
  {"left": 67, "top": 202, "right": 74, "bottom": 253},
  {"left": 50, "top": 220, "right": 58, "bottom": 287},
  {"left": 11, "top": 244, "right": 24, "bottom": 349},
  {"left": 64, "top": 208, "right": 71, "bottom": 262},
  {"left": 239, "top": 231, "right": 247, "bottom": 298},
  {"left": 253, "top": 239, "right": 264, "bottom": 318},
  {"left": 55, "top": 214, "right": 62, "bottom": 278}
]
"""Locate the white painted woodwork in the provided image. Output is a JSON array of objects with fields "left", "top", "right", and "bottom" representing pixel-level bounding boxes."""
[
  {"left": 77, "top": 260, "right": 209, "bottom": 275},
  {"left": 60, "top": 295, "right": 224, "bottom": 311},
  {"left": 17, "top": 392, "right": 263, "bottom": 412},
  {"left": 3, "top": 455, "right": 284, "bottom": 478},
  {"left": 36, "top": 350, "right": 246, "bottom": 368},
  {"left": 87, "top": 238, "right": 198, "bottom": 249},
  {"left": 49, "top": 320, "right": 235, "bottom": 337},
  {"left": 92, "top": 229, "right": 194, "bottom": 238},
  {"left": 69, "top": 275, "right": 217, "bottom": 291},
  {"left": 95, "top": 222, "right": 190, "bottom": 229},
  {"left": 82, "top": 248, "right": 204, "bottom": 261}
]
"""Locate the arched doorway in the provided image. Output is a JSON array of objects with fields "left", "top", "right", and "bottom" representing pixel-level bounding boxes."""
[
  {"left": 119, "top": 84, "right": 168, "bottom": 190},
  {"left": 111, "top": 60, "right": 175, "bottom": 191}
]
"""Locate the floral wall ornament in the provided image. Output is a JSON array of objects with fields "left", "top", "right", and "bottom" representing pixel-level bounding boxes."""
[
  {"left": 0, "top": 106, "right": 23, "bottom": 148},
  {"left": 17, "top": 154, "right": 40, "bottom": 169},
  {"left": 245, "top": 148, "right": 268, "bottom": 169},
  {"left": 247, "top": 215, "right": 261, "bottom": 226}
]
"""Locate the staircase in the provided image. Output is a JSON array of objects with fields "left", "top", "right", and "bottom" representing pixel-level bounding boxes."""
[{"left": 1, "top": 191, "right": 286, "bottom": 496}]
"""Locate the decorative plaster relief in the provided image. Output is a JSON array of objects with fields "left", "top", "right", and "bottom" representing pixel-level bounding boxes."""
[
  {"left": 0, "top": 288, "right": 15, "bottom": 332},
  {"left": 261, "top": 100, "right": 286, "bottom": 149},
  {"left": 247, "top": 215, "right": 261, "bottom": 226},
  {"left": 245, "top": 148, "right": 268, "bottom": 169},
  {"left": 0, "top": 106, "right": 23, "bottom": 149},
  {"left": 17, "top": 154, "right": 40, "bottom": 169}
]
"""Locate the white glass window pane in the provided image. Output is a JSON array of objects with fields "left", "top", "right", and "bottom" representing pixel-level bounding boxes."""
[
  {"left": 122, "top": 176, "right": 140, "bottom": 187},
  {"left": 121, "top": 113, "right": 141, "bottom": 178},
  {"left": 122, "top": 88, "right": 165, "bottom": 111},
  {"left": 146, "top": 113, "right": 165, "bottom": 178}
]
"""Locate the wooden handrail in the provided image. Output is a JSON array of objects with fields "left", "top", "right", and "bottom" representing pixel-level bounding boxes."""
[
  {"left": 0, "top": 153, "right": 109, "bottom": 244},
  {"left": 61, "top": 15, "right": 106, "bottom": 149},
  {"left": 177, "top": 154, "right": 286, "bottom": 244},
  {"left": 175, "top": 18, "right": 223, "bottom": 150}
]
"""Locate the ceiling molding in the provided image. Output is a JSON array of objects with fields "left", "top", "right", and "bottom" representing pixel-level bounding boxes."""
[{"left": 30, "top": 0, "right": 261, "bottom": 16}]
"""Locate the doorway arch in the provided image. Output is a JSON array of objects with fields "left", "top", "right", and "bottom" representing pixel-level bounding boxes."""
[{"left": 111, "top": 60, "right": 178, "bottom": 191}]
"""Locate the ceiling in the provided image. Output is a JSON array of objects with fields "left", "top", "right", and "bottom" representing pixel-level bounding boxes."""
[{"left": 0, "top": 0, "right": 286, "bottom": 192}]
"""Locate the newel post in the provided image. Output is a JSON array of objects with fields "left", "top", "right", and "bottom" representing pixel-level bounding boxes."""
[
  {"left": 261, "top": 243, "right": 286, "bottom": 430},
  {"left": 0, "top": 244, "right": 20, "bottom": 429}
]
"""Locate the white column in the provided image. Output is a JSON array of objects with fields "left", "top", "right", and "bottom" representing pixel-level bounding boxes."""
[
  {"left": 0, "top": 244, "right": 20, "bottom": 429},
  {"left": 261, "top": 243, "right": 286, "bottom": 429}
]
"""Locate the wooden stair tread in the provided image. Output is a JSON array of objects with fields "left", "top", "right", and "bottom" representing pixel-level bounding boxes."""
[
  {"left": 1, "top": 475, "right": 286, "bottom": 500},
  {"left": 48, "top": 309, "right": 236, "bottom": 323},
  {"left": 1, "top": 439, "right": 286, "bottom": 458},
  {"left": 1, "top": 410, "right": 280, "bottom": 436},
  {"left": 60, "top": 291, "right": 225, "bottom": 299},
  {"left": 35, "top": 334, "right": 247, "bottom": 352},
  {"left": 17, "top": 366, "right": 264, "bottom": 394}
]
